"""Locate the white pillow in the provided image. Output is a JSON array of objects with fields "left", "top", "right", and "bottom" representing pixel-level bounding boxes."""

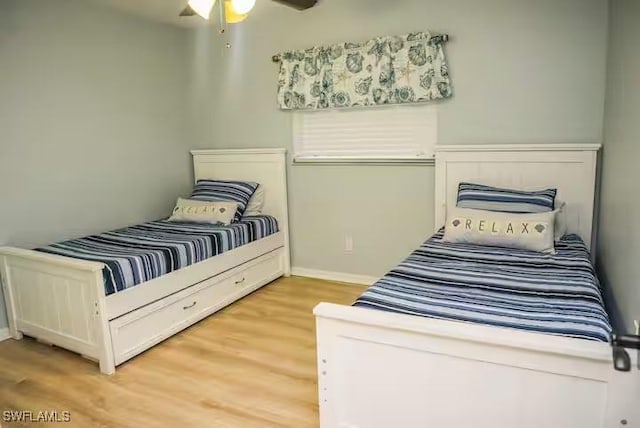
[
  {"left": 244, "top": 185, "right": 265, "bottom": 216},
  {"left": 168, "top": 198, "right": 238, "bottom": 225},
  {"left": 555, "top": 200, "right": 568, "bottom": 241},
  {"left": 443, "top": 207, "right": 557, "bottom": 254}
]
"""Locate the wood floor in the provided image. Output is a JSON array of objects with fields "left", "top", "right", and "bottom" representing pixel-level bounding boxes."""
[{"left": 0, "top": 276, "right": 365, "bottom": 428}]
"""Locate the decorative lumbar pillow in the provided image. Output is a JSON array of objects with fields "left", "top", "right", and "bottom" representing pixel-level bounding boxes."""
[
  {"left": 168, "top": 198, "right": 239, "bottom": 225},
  {"left": 244, "top": 184, "right": 266, "bottom": 216},
  {"left": 457, "top": 182, "right": 557, "bottom": 213},
  {"left": 443, "top": 207, "right": 557, "bottom": 253},
  {"left": 190, "top": 180, "right": 259, "bottom": 222}
]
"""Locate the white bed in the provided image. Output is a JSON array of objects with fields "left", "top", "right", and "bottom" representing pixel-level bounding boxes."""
[
  {"left": 0, "top": 148, "right": 290, "bottom": 374},
  {"left": 314, "top": 144, "right": 640, "bottom": 428}
]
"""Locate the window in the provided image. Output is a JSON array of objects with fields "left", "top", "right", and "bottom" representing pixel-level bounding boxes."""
[{"left": 292, "top": 104, "right": 437, "bottom": 164}]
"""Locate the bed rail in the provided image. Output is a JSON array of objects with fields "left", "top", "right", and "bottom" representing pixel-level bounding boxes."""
[
  {"left": 314, "top": 302, "right": 640, "bottom": 428},
  {"left": 0, "top": 247, "right": 104, "bottom": 271},
  {"left": 0, "top": 248, "right": 114, "bottom": 374}
]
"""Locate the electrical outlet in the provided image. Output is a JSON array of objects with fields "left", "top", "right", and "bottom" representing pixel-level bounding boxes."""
[
  {"left": 634, "top": 320, "right": 639, "bottom": 336},
  {"left": 344, "top": 235, "right": 354, "bottom": 254}
]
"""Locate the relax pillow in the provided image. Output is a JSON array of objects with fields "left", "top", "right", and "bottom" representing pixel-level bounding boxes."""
[
  {"left": 457, "top": 182, "right": 557, "bottom": 213},
  {"left": 191, "top": 179, "right": 259, "bottom": 222},
  {"left": 168, "top": 198, "right": 239, "bottom": 225},
  {"left": 443, "top": 207, "right": 557, "bottom": 254}
]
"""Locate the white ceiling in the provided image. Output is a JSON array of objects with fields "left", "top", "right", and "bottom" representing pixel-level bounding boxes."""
[{"left": 89, "top": 0, "right": 213, "bottom": 28}]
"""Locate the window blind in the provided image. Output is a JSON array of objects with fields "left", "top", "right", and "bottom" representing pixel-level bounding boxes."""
[{"left": 292, "top": 104, "right": 438, "bottom": 163}]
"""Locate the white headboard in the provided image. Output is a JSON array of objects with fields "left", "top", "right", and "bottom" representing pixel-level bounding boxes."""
[
  {"left": 434, "top": 144, "right": 601, "bottom": 251},
  {"left": 190, "top": 148, "right": 289, "bottom": 240}
]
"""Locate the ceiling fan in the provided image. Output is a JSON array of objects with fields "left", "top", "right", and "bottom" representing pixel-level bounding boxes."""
[{"left": 180, "top": 0, "right": 317, "bottom": 24}]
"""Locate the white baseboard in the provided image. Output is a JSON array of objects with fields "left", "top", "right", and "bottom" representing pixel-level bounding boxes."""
[
  {"left": 0, "top": 328, "right": 11, "bottom": 342},
  {"left": 291, "top": 267, "right": 378, "bottom": 286}
]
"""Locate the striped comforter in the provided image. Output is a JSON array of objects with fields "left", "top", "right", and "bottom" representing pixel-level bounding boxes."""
[
  {"left": 37, "top": 216, "right": 279, "bottom": 296},
  {"left": 354, "top": 231, "right": 611, "bottom": 342}
]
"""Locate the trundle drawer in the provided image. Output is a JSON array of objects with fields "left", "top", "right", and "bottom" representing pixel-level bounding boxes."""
[{"left": 110, "top": 250, "right": 283, "bottom": 365}]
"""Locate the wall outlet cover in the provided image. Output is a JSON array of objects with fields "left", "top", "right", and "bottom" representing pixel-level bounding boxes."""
[{"left": 344, "top": 236, "right": 354, "bottom": 254}]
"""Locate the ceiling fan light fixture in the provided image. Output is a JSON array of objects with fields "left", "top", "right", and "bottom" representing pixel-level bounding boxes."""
[
  {"left": 230, "top": 0, "right": 256, "bottom": 15},
  {"left": 225, "top": 1, "right": 248, "bottom": 23},
  {"left": 187, "top": 0, "right": 216, "bottom": 19}
]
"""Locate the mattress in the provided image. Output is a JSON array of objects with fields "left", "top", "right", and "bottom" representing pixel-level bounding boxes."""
[
  {"left": 37, "top": 216, "right": 279, "bottom": 296},
  {"left": 354, "top": 231, "right": 612, "bottom": 342}
]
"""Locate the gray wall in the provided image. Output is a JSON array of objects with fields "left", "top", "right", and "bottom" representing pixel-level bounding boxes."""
[
  {"left": 598, "top": 0, "right": 640, "bottom": 333},
  {"left": 186, "top": 0, "right": 609, "bottom": 277},
  {"left": 0, "top": 0, "right": 192, "bottom": 328}
]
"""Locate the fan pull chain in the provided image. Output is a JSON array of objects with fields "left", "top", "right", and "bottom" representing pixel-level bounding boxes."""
[
  {"left": 217, "top": 0, "right": 232, "bottom": 48},
  {"left": 218, "top": 0, "right": 226, "bottom": 34}
]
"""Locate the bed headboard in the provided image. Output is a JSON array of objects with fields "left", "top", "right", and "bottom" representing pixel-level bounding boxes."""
[
  {"left": 190, "top": 147, "right": 289, "bottom": 235},
  {"left": 434, "top": 144, "right": 601, "bottom": 251}
]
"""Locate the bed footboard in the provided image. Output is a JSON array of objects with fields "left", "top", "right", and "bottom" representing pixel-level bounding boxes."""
[
  {"left": 0, "top": 247, "right": 115, "bottom": 374},
  {"left": 314, "top": 303, "right": 640, "bottom": 428}
]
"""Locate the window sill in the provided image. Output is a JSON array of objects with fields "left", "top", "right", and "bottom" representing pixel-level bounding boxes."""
[{"left": 293, "top": 156, "right": 435, "bottom": 166}]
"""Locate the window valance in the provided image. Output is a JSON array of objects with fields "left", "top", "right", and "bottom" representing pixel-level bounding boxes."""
[{"left": 276, "top": 32, "right": 452, "bottom": 110}]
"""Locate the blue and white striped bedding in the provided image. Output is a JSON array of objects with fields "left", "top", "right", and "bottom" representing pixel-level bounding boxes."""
[
  {"left": 191, "top": 180, "right": 259, "bottom": 222},
  {"left": 457, "top": 182, "right": 557, "bottom": 213},
  {"left": 354, "top": 231, "right": 612, "bottom": 342},
  {"left": 37, "top": 216, "right": 279, "bottom": 296}
]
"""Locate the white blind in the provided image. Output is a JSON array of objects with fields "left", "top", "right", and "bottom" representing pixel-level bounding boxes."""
[{"left": 292, "top": 104, "right": 437, "bottom": 162}]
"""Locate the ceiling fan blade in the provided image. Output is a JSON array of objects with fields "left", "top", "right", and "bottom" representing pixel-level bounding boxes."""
[
  {"left": 272, "top": 0, "right": 318, "bottom": 10},
  {"left": 179, "top": 4, "right": 196, "bottom": 16}
]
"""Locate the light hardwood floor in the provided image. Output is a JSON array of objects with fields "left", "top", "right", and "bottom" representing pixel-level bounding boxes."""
[{"left": 0, "top": 276, "right": 365, "bottom": 428}]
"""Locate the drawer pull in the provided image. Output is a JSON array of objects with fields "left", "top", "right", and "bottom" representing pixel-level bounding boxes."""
[
  {"left": 182, "top": 301, "right": 197, "bottom": 310},
  {"left": 234, "top": 277, "right": 246, "bottom": 285}
]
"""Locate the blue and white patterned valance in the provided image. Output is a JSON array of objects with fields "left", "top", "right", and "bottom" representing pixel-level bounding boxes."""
[{"left": 276, "top": 32, "right": 452, "bottom": 110}]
